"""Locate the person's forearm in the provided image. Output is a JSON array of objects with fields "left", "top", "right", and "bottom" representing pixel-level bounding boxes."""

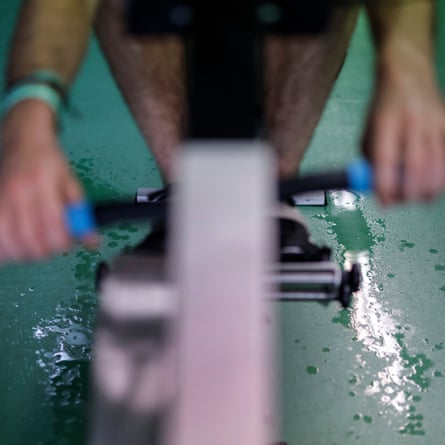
[
  {"left": 362, "top": 0, "right": 445, "bottom": 205},
  {"left": 365, "top": 0, "right": 436, "bottom": 76},
  {"left": 6, "top": 0, "right": 99, "bottom": 85}
]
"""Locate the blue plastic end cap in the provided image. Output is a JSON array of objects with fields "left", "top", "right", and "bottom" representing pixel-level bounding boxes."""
[
  {"left": 65, "top": 201, "right": 96, "bottom": 239},
  {"left": 347, "top": 158, "right": 374, "bottom": 193}
]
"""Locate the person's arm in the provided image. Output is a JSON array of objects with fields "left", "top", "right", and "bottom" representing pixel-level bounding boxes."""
[
  {"left": 363, "top": 0, "right": 445, "bottom": 204},
  {"left": 7, "top": 0, "right": 98, "bottom": 84},
  {"left": 0, "top": 0, "right": 99, "bottom": 263}
]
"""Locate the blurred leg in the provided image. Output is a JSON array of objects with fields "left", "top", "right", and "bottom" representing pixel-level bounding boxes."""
[
  {"left": 95, "top": 0, "right": 186, "bottom": 182},
  {"left": 264, "top": 5, "right": 360, "bottom": 178}
]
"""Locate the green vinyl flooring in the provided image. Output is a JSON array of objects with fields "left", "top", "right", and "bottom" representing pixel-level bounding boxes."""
[{"left": 1, "top": 1, "right": 445, "bottom": 444}]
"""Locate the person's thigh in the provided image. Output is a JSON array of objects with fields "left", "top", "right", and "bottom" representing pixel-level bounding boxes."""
[{"left": 264, "top": 3, "right": 361, "bottom": 178}]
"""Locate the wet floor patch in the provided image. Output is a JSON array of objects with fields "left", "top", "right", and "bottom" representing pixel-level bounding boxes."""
[
  {"left": 280, "top": 189, "right": 445, "bottom": 444},
  {"left": 30, "top": 223, "right": 148, "bottom": 444},
  {"left": 321, "top": 192, "right": 439, "bottom": 438}
]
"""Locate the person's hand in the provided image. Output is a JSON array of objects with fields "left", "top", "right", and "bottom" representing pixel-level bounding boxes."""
[
  {"left": 0, "top": 100, "right": 97, "bottom": 263},
  {"left": 362, "top": 46, "right": 445, "bottom": 206}
]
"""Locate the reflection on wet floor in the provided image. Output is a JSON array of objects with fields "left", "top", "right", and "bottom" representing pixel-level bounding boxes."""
[
  {"left": 31, "top": 248, "right": 98, "bottom": 444},
  {"left": 325, "top": 191, "right": 432, "bottom": 436},
  {"left": 30, "top": 219, "right": 145, "bottom": 444}
]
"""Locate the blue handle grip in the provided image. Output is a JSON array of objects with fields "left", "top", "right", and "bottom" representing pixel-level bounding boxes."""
[
  {"left": 65, "top": 201, "right": 96, "bottom": 239},
  {"left": 346, "top": 158, "right": 373, "bottom": 193}
]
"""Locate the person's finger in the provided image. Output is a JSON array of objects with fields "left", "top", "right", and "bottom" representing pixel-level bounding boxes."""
[
  {"left": 441, "top": 127, "right": 445, "bottom": 189},
  {"left": 402, "top": 125, "right": 425, "bottom": 201},
  {"left": 64, "top": 175, "right": 84, "bottom": 204},
  {"left": 12, "top": 185, "right": 48, "bottom": 259},
  {"left": 37, "top": 180, "right": 73, "bottom": 255},
  {"left": 0, "top": 177, "right": 38, "bottom": 260},
  {"left": 370, "top": 113, "right": 403, "bottom": 206},
  {"left": 82, "top": 232, "right": 101, "bottom": 250},
  {"left": 0, "top": 206, "right": 21, "bottom": 261},
  {"left": 424, "top": 130, "right": 444, "bottom": 200}
]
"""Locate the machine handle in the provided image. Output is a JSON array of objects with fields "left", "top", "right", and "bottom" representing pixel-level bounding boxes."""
[
  {"left": 65, "top": 200, "right": 167, "bottom": 239},
  {"left": 65, "top": 201, "right": 96, "bottom": 239},
  {"left": 278, "top": 157, "right": 373, "bottom": 199},
  {"left": 346, "top": 158, "right": 373, "bottom": 193},
  {"left": 65, "top": 158, "right": 373, "bottom": 239}
]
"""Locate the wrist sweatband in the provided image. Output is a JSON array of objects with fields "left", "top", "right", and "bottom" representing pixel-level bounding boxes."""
[
  {"left": 1, "top": 69, "right": 69, "bottom": 126},
  {"left": 5, "top": 69, "right": 68, "bottom": 103},
  {"left": 0, "top": 83, "right": 62, "bottom": 124}
]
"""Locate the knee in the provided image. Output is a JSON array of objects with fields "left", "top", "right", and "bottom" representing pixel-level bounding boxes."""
[{"left": 277, "top": 158, "right": 300, "bottom": 179}]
